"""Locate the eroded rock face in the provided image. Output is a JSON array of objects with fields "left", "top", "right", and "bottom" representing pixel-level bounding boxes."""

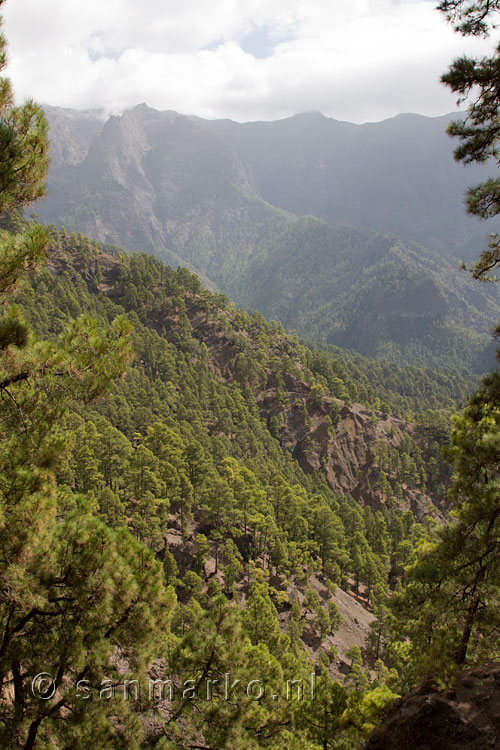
[
  {"left": 365, "top": 664, "right": 500, "bottom": 750},
  {"left": 186, "top": 310, "right": 443, "bottom": 518}
]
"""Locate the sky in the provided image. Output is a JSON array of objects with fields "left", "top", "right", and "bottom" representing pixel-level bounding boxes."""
[{"left": 2, "top": 0, "right": 495, "bottom": 123}]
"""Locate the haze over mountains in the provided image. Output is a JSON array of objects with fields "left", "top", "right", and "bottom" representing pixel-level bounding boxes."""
[{"left": 36, "top": 104, "right": 500, "bottom": 371}]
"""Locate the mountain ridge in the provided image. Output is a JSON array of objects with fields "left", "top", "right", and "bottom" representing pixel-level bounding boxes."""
[{"left": 35, "top": 104, "right": 500, "bottom": 372}]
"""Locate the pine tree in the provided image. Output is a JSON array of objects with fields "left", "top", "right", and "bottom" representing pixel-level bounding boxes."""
[
  {"left": 297, "top": 664, "right": 349, "bottom": 750},
  {"left": 438, "top": 0, "right": 500, "bottom": 278},
  {"left": 391, "top": 372, "right": 500, "bottom": 681},
  {"left": 0, "top": 7, "right": 170, "bottom": 746}
]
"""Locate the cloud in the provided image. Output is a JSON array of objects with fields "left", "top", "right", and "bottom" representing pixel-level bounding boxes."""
[{"left": 1, "top": 0, "right": 494, "bottom": 122}]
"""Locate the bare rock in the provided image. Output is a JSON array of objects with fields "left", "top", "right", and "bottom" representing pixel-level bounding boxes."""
[{"left": 365, "top": 664, "right": 500, "bottom": 750}]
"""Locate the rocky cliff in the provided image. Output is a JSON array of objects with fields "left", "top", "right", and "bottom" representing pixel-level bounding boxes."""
[{"left": 365, "top": 664, "right": 500, "bottom": 749}]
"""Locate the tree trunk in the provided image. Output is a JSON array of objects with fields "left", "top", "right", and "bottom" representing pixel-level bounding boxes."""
[{"left": 456, "top": 594, "right": 480, "bottom": 665}]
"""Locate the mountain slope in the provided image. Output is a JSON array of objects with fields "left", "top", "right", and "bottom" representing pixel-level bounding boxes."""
[
  {"left": 8, "top": 226, "right": 475, "bottom": 747},
  {"left": 40, "top": 104, "right": 293, "bottom": 287},
  {"left": 204, "top": 110, "right": 499, "bottom": 258},
  {"left": 234, "top": 220, "right": 500, "bottom": 371},
  {"left": 33, "top": 231, "right": 450, "bottom": 518}
]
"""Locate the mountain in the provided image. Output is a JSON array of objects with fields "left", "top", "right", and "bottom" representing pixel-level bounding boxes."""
[
  {"left": 41, "top": 104, "right": 499, "bottom": 260},
  {"left": 204, "top": 110, "right": 499, "bottom": 258},
  {"left": 33, "top": 104, "right": 500, "bottom": 371}
]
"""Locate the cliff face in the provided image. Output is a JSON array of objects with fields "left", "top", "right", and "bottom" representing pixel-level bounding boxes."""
[
  {"left": 187, "top": 309, "right": 439, "bottom": 518},
  {"left": 365, "top": 664, "right": 500, "bottom": 750}
]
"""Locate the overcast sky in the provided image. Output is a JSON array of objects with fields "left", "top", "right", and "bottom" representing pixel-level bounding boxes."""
[{"left": 2, "top": 0, "right": 494, "bottom": 123}]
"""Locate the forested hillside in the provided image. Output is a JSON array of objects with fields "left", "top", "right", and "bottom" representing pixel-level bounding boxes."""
[
  {"left": 34, "top": 104, "right": 500, "bottom": 372},
  {"left": 233, "top": 221, "right": 500, "bottom": 371},
  {"left": 3, "top": 224, "right": 470, "bottom": 748},
  {"left": 27, "top": 229, "right": 464, "bottom": 516}
]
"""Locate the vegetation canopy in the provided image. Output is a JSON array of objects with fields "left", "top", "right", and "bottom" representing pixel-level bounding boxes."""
[{"left": 439, "top": 0, "right": 500, "bottom": 278}]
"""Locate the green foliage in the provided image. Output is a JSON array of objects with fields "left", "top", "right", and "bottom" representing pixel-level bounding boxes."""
[
  {"left": 438, "top": 0, "right": 500, "bottom": 36},
  {"left": 0, "top": 13, "right": 171, "bottom": 747},
  {"left": 439, "top": 0, "right": 500, "bottom": 280},
  {"left": 342, "top": 685, "right": 400, "bottom": 737},
  {"left": 306, "top": 343, "right": 474, "bottom": 418},
  {"left": 7, "top": 226, "right": 430, "bottom": 746},
  {"left": 389, "top": 369, "right": 500, "bottom": 684},
  {"left": 0, "top": 0, "right": 48, "bottom": 218}
]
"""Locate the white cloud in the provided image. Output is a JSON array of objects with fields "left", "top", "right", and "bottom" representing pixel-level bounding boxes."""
[{"left": 1, "top": 0, "right": 494, "bottom": 122}]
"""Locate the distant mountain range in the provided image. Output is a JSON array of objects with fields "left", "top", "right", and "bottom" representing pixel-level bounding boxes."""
[{"left": 35, "top": 104, "right": 500, "bottom": 371}]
